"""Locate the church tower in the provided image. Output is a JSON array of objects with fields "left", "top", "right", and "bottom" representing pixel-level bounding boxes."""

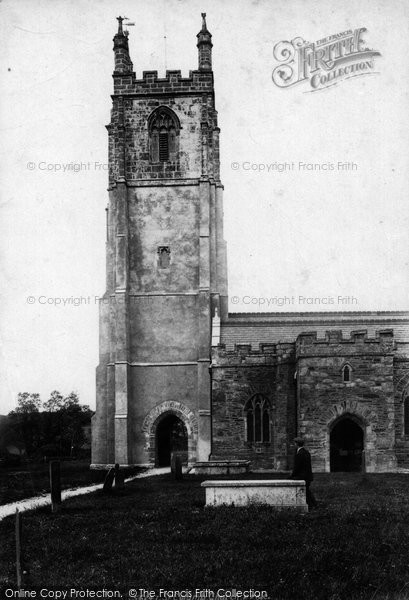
[{"left": 92, "top": 15, "right": 228, "bottom": 467}]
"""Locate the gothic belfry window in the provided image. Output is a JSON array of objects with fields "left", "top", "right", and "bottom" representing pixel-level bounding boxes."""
[
  {"left": 244, "top": 394, "right": 271, "bottom": 444},
  {"left": 149, "top": 107, "right": 179, "bottom": 163}
]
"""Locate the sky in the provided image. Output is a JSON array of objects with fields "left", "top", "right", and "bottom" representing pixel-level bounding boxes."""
[{"left": 1, "top": 0, "right": 408, "bottom": 413}]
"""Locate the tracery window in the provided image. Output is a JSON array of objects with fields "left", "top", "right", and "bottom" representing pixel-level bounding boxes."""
[
  {"left": 149, "top": 108, "right": 179, "bottom": 163},
  {"left": 244, "top": 394, "right": 271, "bottom": 444}
]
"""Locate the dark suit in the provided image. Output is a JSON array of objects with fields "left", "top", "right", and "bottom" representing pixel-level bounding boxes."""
[{"left": 291, "top": 446, "right": 317, "bottom": 508}]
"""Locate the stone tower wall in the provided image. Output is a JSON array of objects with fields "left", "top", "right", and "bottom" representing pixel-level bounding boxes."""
[{"left": 92, "top": 19, "right": 227, "bottom": 468}]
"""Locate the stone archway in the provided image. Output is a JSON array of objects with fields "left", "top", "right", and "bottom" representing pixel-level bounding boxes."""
[
  {"left": 141, "top": 401, "right": 198, "bottom": 466},
  {"left": 330, "top": 415, "right": 364, "bottom": 472},
  {"left": 323, "top": 400, "right": 378, "bottom": 472},
  {"left": 156, "top": 414, "right": 188, "bottom": 467}
]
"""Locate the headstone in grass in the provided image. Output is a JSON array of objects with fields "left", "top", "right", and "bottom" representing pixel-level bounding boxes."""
[
  {"left": 15, "top": 509, "right": 22, "bottom": 587},
  {"left": 171, "top": 453, "right": 183, "bottom": 480},
  {"left": 103, "top": 467, "right": 115, "bottom": 493},
  {"left": 15, "top": 509, "right": 28, "bottom": 587},
  {"left": 114, "top": 463, "right": 125, "bottom": 489},
  {"left": 49, "top": 460, "right": 61, "bottom": 513}
]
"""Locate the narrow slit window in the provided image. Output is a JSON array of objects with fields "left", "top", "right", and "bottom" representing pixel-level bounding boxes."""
[
  {"left": 342, "top": 365, "right": 351, "bottom": 383},
  {"left": 158, "top": 246, "right": 171, "bottom": 268}
]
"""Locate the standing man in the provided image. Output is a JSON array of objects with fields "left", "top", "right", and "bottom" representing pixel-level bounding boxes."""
[{"left": 291, "top": 437, "right": 317, "bottom": 509}]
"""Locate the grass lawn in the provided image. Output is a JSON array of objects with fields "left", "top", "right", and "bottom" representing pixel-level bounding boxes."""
[
  {"left": 0, "top": 460, "right": 106, "bottom": 505},
  {"left": 1, "top": 472, "right": 409, "bottom": 599}
]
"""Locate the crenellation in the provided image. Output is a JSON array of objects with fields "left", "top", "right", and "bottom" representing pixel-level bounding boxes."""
[
  {"left": 142, "top": 70, "right": 158, "bottom": 81},
  {"left": 350, "top": 330, "right": 368, "bottom": 342},
  {"left": 113, "top": 70, "right": 214, "bottom": 97},
  {"left": 166, "top": 70, "right": 182, "bottom": 81},
  {"left": 377, "top": 328, "right": 394, "bottom": 339},
  {"left": 297, "top": 329, "right": 396, "bottom": 357}
]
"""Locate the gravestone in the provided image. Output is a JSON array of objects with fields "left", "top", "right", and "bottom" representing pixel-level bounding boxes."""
[
  {"left": 49, "top": 460, "right": 61, "bottom": 512},
  {"left": 103, "top": 467, "right": 115, "bottom": 492},
  {"left": 114, "top": 463, "right": 125, "bottom": 489},
  {"left": 202, "top": 480, "right": 308, "bottom": 511},
  {"left": 15, "top": 509, "right": 22, "bottom": 587},
  {"left": 171, "top": 453, "right": 183, "bottom": 480}
]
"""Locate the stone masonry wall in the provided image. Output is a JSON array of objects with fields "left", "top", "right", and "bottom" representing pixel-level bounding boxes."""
[
  {"left": 393, "top": 343, "right": 409, "bottom": 466},
  {"left": 108, "top": 70, "right": 218, "bottom": 185},
  {"left": 211, "top": 343, "right": 296, "bottom": 470},
  {"left": 296, "top": 330, "right": 397, "bottom": 472}
]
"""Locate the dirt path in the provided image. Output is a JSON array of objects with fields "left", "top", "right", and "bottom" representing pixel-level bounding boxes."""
[{"left": 0, "top": 467, "right": 170, "bottom": 521}]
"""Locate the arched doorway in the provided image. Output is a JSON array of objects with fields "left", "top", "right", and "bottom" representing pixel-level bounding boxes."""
[
  {"left": 330, "top": 417, "right": 364, "bottom": 472},
  {"left": 156, "top": 414, "right": 188, "bottom": 467}
]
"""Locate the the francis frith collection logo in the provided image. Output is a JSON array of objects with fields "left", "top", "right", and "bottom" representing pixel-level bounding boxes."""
[{"left": 272, "top": 27, "right": 381, "bottom": 91}]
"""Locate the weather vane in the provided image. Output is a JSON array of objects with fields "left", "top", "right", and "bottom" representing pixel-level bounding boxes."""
[{"left": 117, "top": 16, "right": 135, "bottom": 36}]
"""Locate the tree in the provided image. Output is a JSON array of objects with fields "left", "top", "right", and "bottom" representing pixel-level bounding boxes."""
[
  {"left": 8, "top": 393, "right": 42, "bottom": 455},
  {"left": 43, "top": 391, "right": 92, "bottom": 456},
  {"left": 8, "top": 391, "right": 93, "bottom": 458},
  {"left": 57, "top": 392, "right": 92, "bottom": 456},
  {"left": 0, "top": 417, "right": 25, "bottom": 462},
  {"left": 9, "top": 392, "right": 41, "bottom": 414},
  {"left": 42, "top": 390, "right": 64, "bottom": 412}
]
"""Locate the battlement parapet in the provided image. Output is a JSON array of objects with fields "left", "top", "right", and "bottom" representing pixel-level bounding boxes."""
[
  {"left": 211, "top": 342, "right": 295, "bottom": 366},
  {"left": 296, "top": 329, "right": 395, "bottom": 356},
  {"left": 113, "top": 69, "right": 214, "bottom": 96}
]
